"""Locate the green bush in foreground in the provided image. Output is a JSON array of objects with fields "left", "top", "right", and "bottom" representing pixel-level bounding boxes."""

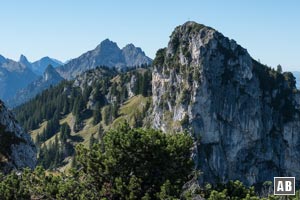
[
  {"left": 4, "top": 123, "right": 299, "bottom": 199},
  {"left": 0, "top": 123, "right": 194, "bottom": 200}
]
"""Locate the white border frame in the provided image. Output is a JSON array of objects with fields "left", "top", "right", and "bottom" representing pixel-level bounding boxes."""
[{"left": 274, "top": 177, "right": 295, "bottom": 196}]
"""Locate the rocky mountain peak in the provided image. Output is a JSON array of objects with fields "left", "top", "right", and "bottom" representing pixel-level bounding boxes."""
[
  {"left": 56, "top": 39, "right": 152, "bottom": 79},
  {"left": 19, "top": 54, "right": 31, "bottom": 68},
  {"left": 0, "top": 99, "right": 36, "bottom": 172},
  {"left": 38, "top": 56, "right": 53, "bottom": 64},
  {"left": 162, "top": 21, "right": 247, "bottom": 69},
  {"left": 96, "top": 38, "right": 119, "bottom": 49},
  {"left": 94, "top": 39, "right": 122, "bottom": 59},
  {"left": 123, "top": 43, "right": 138, "bottom": 51},
  {"left": 19, "top": 54, "right": 29, "bottom": 62},
  {"left": 152, "top": 21, "right": 300, "bottom": 186},
  {"left": 93, "top": 39, "right": 123, "bottom": 64},
  {"left": 43, "top": 65, "right": 62, "bottom": 81},
  {"left": 122, "top": 43, "right": 152, "bottom": 67}
]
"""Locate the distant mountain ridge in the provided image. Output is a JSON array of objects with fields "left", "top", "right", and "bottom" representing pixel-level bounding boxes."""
[
  {"left": 7, "top": 65, "right": 64, "bottom": 108},
  {"left": 0, "top": 54, "right": 63, "bottom": 105},
  {"left": 0, "top": 56, "right": 38, "bottom": 102},
  {"left": 31, "top": 56, "right": 63, "bottom": 75},
  {"left": 0, "top": 40, "right": 151, "bottom": 106},
  {"left": 56, "top": 39, "right": 152, "bottom": 79}
]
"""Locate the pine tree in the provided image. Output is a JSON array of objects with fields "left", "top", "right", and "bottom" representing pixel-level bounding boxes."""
[
  {"left": 62, "top": 99, "right": 69, "bottom": 114},
  {"left": 102, "top": 105, "right": 111, "bottom": 125},
  {"left": 60, "top": 122, "right": 71, "bottom": 142},
  {"left": 92, "top": 103, "right": 102, "bottom": 125},
  {"left": 94, "top": 83, "right": 106, "bottom": 107},
  {"left": 277, "top": 64, "right": 283, "bottom": 73},
  {"left": 111, "top": 103, "right": 118, "bottom": 120},
  {"left": 98, "top": 124, "right": 105, "bottom": 139},
  {"left": 53, "top": 135, "right": 60, "bottom": 168},
  {"left": 89, "top": 134, "right": 97, "bottom": 149}
]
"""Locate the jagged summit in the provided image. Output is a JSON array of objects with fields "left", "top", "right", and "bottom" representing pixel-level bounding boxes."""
[
  {"left": 123, "top": 43, "right": 136, "bottom": 49},
  {"left": 122, "top": 43, "right": 152, "bottom": 67},
  {"left": 19, "top": 54, "right": 29, "bottom": 63},
  {"left": 19, "top": 54, "right": 32, "bottom": 70},
  {"left": 94, "top": 39, "right": 121, "bottom": 57},
  {"left": 96, "top": 38, "right": 119, "bottom": 49}
]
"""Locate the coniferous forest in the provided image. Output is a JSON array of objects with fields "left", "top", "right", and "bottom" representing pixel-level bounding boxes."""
[{"left": 14, "top": 66, "right": 153, "bottom": 170}]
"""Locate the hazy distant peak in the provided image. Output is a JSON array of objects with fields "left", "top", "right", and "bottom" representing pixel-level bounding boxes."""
[
  {"left": 123, "top": 43, "right": 136, "bottom": 49},
  {"left": 122, "top": 43, "right": 152, "bottom": 67},
  {"left": 101, "top": 38, "right": 115, "bottom": 45},
  {"left": 123, "top": 44, "right": 145, "bottom": 54},
  {"left": 96, "top": 39, "right": 120, "bottom": 51},
  {"left": 43, "top": 64, "right": 62, "bottom": 81},
  {"left": 45, "top": 64, "right": 55, "bottom": 71},
  {"left": 31, "top": 57, "right": 63, "bottom": 75},
  {"left": 49, "top": 58, "right": 64, "bottom": 66},
  {"left": 18, "top": 54, "right": 32, "bottom": 70},
  {"left": 37, "top": 56, "right": 54, "bottom": 63},
  {"left": 19, "top": 54, "right": 30, "bottom": 63}
]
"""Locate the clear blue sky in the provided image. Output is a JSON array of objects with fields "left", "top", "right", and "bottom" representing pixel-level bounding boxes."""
[{"left": 0, "top": 0, "right": 299, "bottom": 71}]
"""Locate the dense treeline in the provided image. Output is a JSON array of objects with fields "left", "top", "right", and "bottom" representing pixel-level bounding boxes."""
[{"left": 14, "top": 80, "right": 73, "bottom": 131}]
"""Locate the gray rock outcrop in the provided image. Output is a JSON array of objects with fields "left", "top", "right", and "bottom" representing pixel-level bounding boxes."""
[{"left": 0, "top": 100, "right": 36, "bottom": 172}]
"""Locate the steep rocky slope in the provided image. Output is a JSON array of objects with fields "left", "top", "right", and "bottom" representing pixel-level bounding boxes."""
[
  {"left": 0, "top": 100, "right": 36, "bottom": 172},
  {"left": 152, "top": 21, "right": 300, "bottom": 185}
]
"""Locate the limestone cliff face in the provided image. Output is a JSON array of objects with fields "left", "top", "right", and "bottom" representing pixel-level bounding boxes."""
[
  {"left": 0, "top": 100, "right": 36, "bottom": 172},
  {"left": 152, "top": 21, "right": 300, "bottom": 185}
]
